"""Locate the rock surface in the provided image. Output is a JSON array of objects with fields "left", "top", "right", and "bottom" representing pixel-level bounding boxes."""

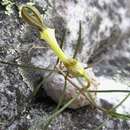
[{"left": 0, "top": 0, "right": 130, "bottom": 130}]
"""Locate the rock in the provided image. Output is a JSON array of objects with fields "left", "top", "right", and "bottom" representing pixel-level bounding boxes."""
[{"left": 0, "top": 0, "right": 130, "bottom": 130}]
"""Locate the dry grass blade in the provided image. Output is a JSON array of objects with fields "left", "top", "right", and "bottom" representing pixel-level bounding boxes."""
[
  {"left": 56, "top": 29, "right": 66, "bottom": 65},
  {"left": 73, "top": 21, "right": 82, "bottom": 58}
]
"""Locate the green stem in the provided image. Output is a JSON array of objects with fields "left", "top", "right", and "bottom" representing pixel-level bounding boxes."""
[
  {"left": 0, "top": 60, "right": 56, "bottom": 72},
  {"left": 43, "top": 93, "right": 79, "bottom": 130},
  {"left": 110, "top": 93, "right": 130, "bottom": 111}
]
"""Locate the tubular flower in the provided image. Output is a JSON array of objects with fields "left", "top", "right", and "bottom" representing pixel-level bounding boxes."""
[{"left": 20, "top": 4, "right": 91, "bottom": 85}]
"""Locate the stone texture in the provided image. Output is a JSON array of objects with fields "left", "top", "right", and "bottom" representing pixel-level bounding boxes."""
[{"left": 0, "top": 0, "right": 130, "bottom": 130}]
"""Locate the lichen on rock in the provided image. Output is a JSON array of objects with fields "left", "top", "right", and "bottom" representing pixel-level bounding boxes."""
[{"left": 0, "top": 0, "right": 14, "bottom": 15}]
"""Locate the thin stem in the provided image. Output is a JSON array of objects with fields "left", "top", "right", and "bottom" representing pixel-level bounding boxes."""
[
  {"left": 93, "top": 120, "right": 106, "bottom": 130},
  {"left": 43, "top": 93, "right": 79, "bottom": 130},
  {"left": 73, "top": 21, "right": 82, "bottom": 58},
  {"left": 43, "top": 73, "right": 68, "bottom": 130},
  {"left": 56, "top": 29, "right": 66, "bottom": 65},
  {"left": 0, "top": 60, "right": 57, "bottom": 72},
  {"left": 76, "top": 77, "right": 96, "bottom": 106},
  {"left": 1, "top": 60, "right": 130, "bottom": 121},
  {"left": 54, "top": 73, "right": 68, "bottom": 111},
  {"left": 3, "top": 60, "right": 130, "bottom": 92},
  {"left": 56, "top": 67, "right": 105, "bottom": 111},
  {"left": 107, "top": 111, "right": 130, "bottom": 120},
  {"left": 87, "top": 90, "right": 130, "bottom": 93},
  {"left": 110, "top": 93, "right": 130, "bottom": 111},
  {"left": 32, "top": 70, "right": 54, "bottom": 97},
  {"left": 56, "top": 67, "right": 130, "bottom": 120}
]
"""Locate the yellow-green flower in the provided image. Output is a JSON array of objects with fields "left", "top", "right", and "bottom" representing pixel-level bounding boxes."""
[
  {"left": 40, "top": 28, "right": 68, "bottom": 63},
  {"left": 20, "top": 4, "right": 91, "bottom": 84}
]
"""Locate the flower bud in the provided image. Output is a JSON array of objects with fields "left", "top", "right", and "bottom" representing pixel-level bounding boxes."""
[{"left": 21, "top": 5, "right": 46, "bottom": 31}]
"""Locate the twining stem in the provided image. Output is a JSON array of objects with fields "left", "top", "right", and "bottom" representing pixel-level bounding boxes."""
[{"left": 20, "top": 4, "right": 91, "bottom": 86}]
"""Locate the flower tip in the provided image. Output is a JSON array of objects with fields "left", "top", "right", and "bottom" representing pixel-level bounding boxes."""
[{"left": 20, "top": 4, "right": 46, "bottom": 31}]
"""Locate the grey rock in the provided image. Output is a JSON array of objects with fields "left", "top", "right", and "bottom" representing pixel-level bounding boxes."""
[{"left": 0, "top": 0, "right": 130, "bottom": 130}]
